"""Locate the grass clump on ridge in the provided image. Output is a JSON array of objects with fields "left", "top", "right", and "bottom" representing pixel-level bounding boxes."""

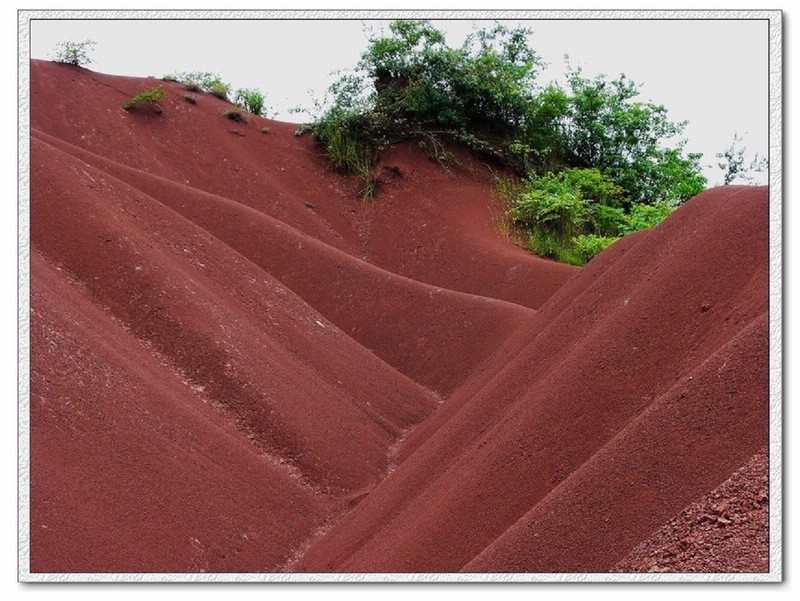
[
  {"left": 235, "top": 88, "right": 267, "bottom": 116},
  {"left": 123, "top": 86, "right": 167, "bottom": 112},
  {"left": 164, "top": 71, "right": 231, "bottom": 99}
]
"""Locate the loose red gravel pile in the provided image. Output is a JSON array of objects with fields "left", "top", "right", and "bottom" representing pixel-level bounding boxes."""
[
  {"left": 613, "top": 449, "right": 769, "bottom": 572},
  {"left": 29, "top": 61, "right": 769, "bottom": 574}
]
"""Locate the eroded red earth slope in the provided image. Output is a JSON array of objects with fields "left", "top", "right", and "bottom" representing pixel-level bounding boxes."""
[{"left": 29, "top": 61, "right": 769, "bottom": 573}]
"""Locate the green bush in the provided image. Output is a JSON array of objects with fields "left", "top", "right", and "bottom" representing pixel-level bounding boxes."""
[
  {"left": 572, "top": 234, "right": 619, "bottom": 263},
  {"left": 507, "top": 168, "right": 675, "bottom": 265},
  {"left": 235, "top": 88, "right": 267, "bottom": 116},
  {"left": 52, "top": 40, "right": 96, "bottom": 67},
  {"left": 306, "top": 20, "right": 706, "bottom": 208},
  {"left": 527, "top": 231, "right": 582, "bottom": 266},
  {"left": 304, "top": 19, "right": 545, "bottom": 195},
  {"left": 123, "top": 86, "right": 167, "bottom": 111},
  {"left": 510, "top": 169, "right": 624, "bottom": 234},
  {"left": 511, "top": 178, "right": 584, "bottom": 238},
  {"left": 620, "top": 203, "right": 673, "bottom": 235},
  {"left": 561, "top": 68, "right": 706, "bottom": 207}
]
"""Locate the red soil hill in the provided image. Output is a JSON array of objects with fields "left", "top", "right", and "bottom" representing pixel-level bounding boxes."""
[
  {"left": 296, "top": 187, "right": 768, "bottom": 573},
  {"left": 28, "top": 61, "right": 769, "bottom": 574}
]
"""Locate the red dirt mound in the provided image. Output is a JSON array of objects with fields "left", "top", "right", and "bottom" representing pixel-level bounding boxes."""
[
  {"left": 28, "top": 60, "right": 769, "bottom": 575},
  {"left": 31, "top": 130, "right": 534, "bottom": 396},
  {"left": 30, "top": 59, "right": 576, "bottom": 310},
  {"left": 31, "top": 250, "right": 331, "bottom": 572},
  {"left": 296, "top": 187, "right": 768, "bottom": 573}
]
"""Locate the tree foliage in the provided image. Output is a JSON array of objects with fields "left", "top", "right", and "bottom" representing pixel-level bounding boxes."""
[
  {"left": 306, "top": 20, "right": 707, "bottom": 263},
  {"left": 52, "top": 40, "right": 96, "bottom": 67},
  {"left": 716, "top": 132, "right": 768, "bottom": 185}
]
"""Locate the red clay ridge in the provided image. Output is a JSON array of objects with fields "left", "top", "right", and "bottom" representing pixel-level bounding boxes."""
[{"left": 28, "top": 61, "right": 769, "bottom": 574}]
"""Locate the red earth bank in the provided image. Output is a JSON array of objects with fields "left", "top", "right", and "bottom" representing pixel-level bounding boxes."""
[{"left": 29, "top": 61, "right": 769, "bottom": 574}]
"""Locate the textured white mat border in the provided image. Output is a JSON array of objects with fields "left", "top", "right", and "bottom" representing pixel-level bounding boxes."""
[{"left": 17, "top": 8, "right": 783, "bottom": 584}]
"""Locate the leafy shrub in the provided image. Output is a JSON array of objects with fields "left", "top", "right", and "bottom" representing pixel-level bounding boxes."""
[
  {"left": 508, "top": 169, "right": 621, "bottom": 264},
  {"left": 510, "top": 175, "right": 585, "bottom": 239},
  {"left": 527, "top": 231, "right": 582, "bottom": 266},
  {"left": 123, "top": 86, "right": 167, "bottom": 111},
  {"left": 560, "top": 68, "right": 706, "bottom": 207},
  {"left": 620, "top": 203, "right": 673, "bottom": 235},
  {"left": 510, "top": 169, "right": 624, "bottom": 235},
  {"left": 235, "top": 88, "right": 267, "bottom": 116},
  {"left": 307, "top": 20, "right": 706, "bottom": 209},
  {"left": 508, "top": 168, "right": 676, "bottom": 264},
  {"left": 52, "top": 40, "right": 96, "bottom": 67},
  {"left": 572, "top": 234, "right": 619, "bottom": 263}
]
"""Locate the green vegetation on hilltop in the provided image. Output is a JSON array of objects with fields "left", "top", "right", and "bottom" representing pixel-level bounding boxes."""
[
  {"left": 51, "top": 40, "right": 96, "bottom": 67},
  {"left": 304, "top": 20, "right": 707, "bottom": 263},
  {"left": 164, "top": 72, "right": 267, "bottom": 115},
  {"left": 123, "top": 86, "right": 167, "bottom": 112}
]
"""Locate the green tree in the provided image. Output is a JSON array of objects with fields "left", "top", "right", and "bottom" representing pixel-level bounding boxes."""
[
  {"left": 561, "top": 67, "right": 706, "bottom": 206},
  {"left": 716, "top": 132, "right": 768, "bottom": 185},
  {"left": 51, "top": 40, "right": 96, "bottom": 67},
  {"left": 309, "top": 19, "right": 546, "bottom": 173},
  {"left": 305, "top": 19, "right": 704, "bottom": 264}
]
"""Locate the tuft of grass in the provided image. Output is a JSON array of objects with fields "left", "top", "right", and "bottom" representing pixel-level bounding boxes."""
[
  {"left": 223, "top": 109, "right": 247, "bottom": 123},
  {"left": 261, "top": 126, "right": 270, "bottom": 134},
  {"left": 209, "top": 82, "right": 230, "bottom": 100},
  {"left": 235, "top": 88, "right": 267, "bottom": 116},
  {"left": 355, "top": 162, "right": 379, "bottom": 201},
  {"left": 163, "top": 71, "right": 230, "bottom": 98},
  {"left": 123, "top": 86, "right": 167, "bottom": 112},
  {"left": 490, "top": 175, "right": 526, "bottom": 245}
]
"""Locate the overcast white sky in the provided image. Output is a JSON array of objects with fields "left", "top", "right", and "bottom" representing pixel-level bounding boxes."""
[{"left": 29, "top": 17, "right": 769, "bottom": 185}]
